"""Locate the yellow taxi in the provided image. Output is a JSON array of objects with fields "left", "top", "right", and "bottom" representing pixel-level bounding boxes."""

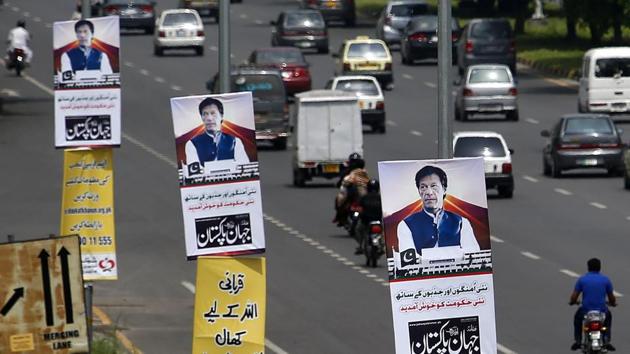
[{"left": 333, "top": 36, "right": 393, "bottom": 89}]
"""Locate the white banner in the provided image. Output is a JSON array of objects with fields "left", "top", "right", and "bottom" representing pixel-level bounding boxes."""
[{"left": 170, "top": 92, "right": 265, "bottom": 258}]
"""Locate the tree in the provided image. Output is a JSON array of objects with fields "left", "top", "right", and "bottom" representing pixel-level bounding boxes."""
[
  {"left": 563, "top": 0, "right": 579, "bottom": 41},
  {"left": 513, "top": 0, "right": 530, "bottom": 35}
]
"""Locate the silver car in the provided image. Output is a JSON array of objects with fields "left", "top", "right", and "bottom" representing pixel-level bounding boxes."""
[
  {"left": 455, "top": 64, "right": 518, "bottom": 121},
  {"left": 153, "top": 9, "right": 205, "bottom": 56},
  {"left": 375, "top": 0, "right": 429, "bottom": 47}
]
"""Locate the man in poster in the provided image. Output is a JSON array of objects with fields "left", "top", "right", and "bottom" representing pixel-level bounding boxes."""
[
  {"left": 185, "top": 97, "right": 250, "bottom": 168},
  {"left": 397, "top": 165, "right": 479, "bottom": 256},
  {"left": 60, "top": 19, "right": 112, "bottom": 82}
]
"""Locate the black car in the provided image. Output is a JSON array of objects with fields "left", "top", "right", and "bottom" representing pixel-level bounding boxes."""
[
  {"left": 271, "top": 10, "right": 329, "bottom": 54},
  {"left": 400, "top": 15, "right": 461, "bottom": 65},
  {"left": 456, "top": 18, "right": 516, "bottom": 75},
  {"left": 102, "top": 0, "right": 156, "bottom": 34},
  {"left": 541, "top": 114, "right": 626, "bottom": 177},
  {"left": 206, "top": 67, "right": 289, "bottom": 149},
  {"left": 302, "top": 0, "right": 355, "bottom": 27}
]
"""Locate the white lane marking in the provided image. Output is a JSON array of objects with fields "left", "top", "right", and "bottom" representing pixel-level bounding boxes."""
[
  {"left": 497, "top": 343, "right": 518, "bottom": 354},
  {"left": 424, "top": 81, "right": 437, "bottom": 88},
  {"left": 45, "top": 23, "right": 52, "bottom": 28},
  {"left": 0, "top": 88, "right": 20, "bottom": 97},
  {"left": 210, "top": 45, "right": 218, "bottom": 51},
  {"left": 239, "top": 13, "right": 248, "bottom": 19},
  {"left": 181, "top": 281, "right": 196, "bottom": 293},
  {"left": 614, "top": 291, "right": 624, "bottom": 297},
  {"left": 402, "top": 74, "right": 413, "bottom": 80},
  {"left": 343, "top": 261, "right": 354, "bottom": 266},
  {"left": 23, "top": 74, "right": 54, "bottom": 95},
  {"left": 154, "top": 77, "right": 165, "bottom": 83},
  {"left": 554, "top": 188, "right": 573, "bottom": 196},
  {"left": 386, "top": 120, "right": 397, "bottom": 126},
  {"left": 410, "top": 130, "right": 423, "bottom": 137},
  {"left": 525, "top": 118, "right": 539, "bottom": 124},
  {"left": 11, "top": 6, "right": 19, "bottom": 12},
  {"left": 255, "top": 20, "right": 264, "bottom": 25},
  {"left": 627, "top": 216, "right": 630, "bottom": 221},
  {"left": 33, "top": 17, "right": 42, "bottom": 22},
  {"left": 382, "top": 283, "right": 389, "bottom": 287},
  {"left": 590, "top": 202, "right": 607, "bottom": 209},
  {"left": 124, "top": 61, "right": 134, "bottom": 68},
  {"left": 560, "top": 269, "right": 580, "bottom": 278},
  {"left": 490, "top": 235, "right": 504, "bottom": 243},
  {"left": 181, "top": 281, "right": 290, "bottom": 354},
  {"left": 123, "top": 133, "right": 177, "bottom": 168},
  {"left": 366, "top": 274, "right": 377, "bottom": 278},
  {"left": 22, "top": 11, "right": 30, "bottom": 17},
  {"left": 139, "top": 69, "right": 150, "bottom": 76},
  {"left": 521, "top": 251, "right": 541, "bottom": 260},
  {"left": 522, "top": 175, "right": 538, "bottom": 183}
]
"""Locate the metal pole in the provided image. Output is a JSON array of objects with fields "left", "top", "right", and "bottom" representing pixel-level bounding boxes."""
[
  {"left": 437, "top": 0, "right": 453, "bottom": 159},
  {"left": 218, "top": 0, "right": 231, "bottom": 93},
  {"left": 85, "top": 283, "right": 94, "bottom": 352},
  {"left": 81, "top": 0, "right": 90, "bottom": 19}
]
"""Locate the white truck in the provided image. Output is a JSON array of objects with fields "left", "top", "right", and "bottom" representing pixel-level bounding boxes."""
[{"left": 292, "top": 90, "right": 363, "bottom": 187}]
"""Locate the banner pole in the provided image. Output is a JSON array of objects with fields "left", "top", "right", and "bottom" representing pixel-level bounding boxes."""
[{"left": 85, "top": 283, "right": 94, "bottom": 353}]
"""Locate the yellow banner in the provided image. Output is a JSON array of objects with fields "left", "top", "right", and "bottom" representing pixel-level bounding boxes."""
[
  {"left": 193, "top": 257, "right": 266, "bottom": 354},
  {"left": 60, "top": 148, "right": 117, "bottom": 280}
]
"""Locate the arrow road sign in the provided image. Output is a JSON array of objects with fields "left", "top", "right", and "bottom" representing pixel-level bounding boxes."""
[
  {"left": 58, "top": 246, "right": 74, "bottom": 324},
  {"left": 0, "top": 287, "right": 24, "bottom": 316},
  {"left": 38, "top": 249, "right": 54, "bottom": 327}
]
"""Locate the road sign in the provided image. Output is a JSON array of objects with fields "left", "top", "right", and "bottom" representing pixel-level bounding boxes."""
[{"left": 0, "top": 236, "right": 88, "bottom": 353}]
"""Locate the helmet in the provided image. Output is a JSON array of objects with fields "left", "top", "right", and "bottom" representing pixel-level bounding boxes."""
[
  {"left": 367, "top": 179, "right": 380, "bottom": 193},
  {"left": 17, "top": 20, "right": 26, "bottom": 28},
  {"left": 347, "top": 152, "right": 365, "bottom": 170}
]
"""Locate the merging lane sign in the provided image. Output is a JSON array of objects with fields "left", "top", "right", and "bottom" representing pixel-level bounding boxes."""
[{"left": 0, "top": 236, "right": 88, "bottom": 353}]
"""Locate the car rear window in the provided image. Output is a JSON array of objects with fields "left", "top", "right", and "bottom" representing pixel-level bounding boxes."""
[
  {"left": 163, "top": 13, "right": 199, "bottom": 26},
  {"left": 347, "top": 43, "right": 388, "bottom": 59},
  {"left": 454, "top": 137, "right": 506, "bottom": 157},
  {"left": 232, "top": 75, "right": 285, "bottom": 100},
  {"left": 594, "top": 58, "right": 630, "bottom": 78},
  {"left": 390, "top": 4, "right": 429, "bottom": 17},
  {"left": 285, "top": 12, "right": 325, "bottom": 27},
  {"left": 255, "top": 50, "right": 306, "bottom": 65},
  {"left": 563, "top": 118, "right": 614, "bottom": 135},
  {"left": 335, "top": 80, "right": 380, "bottom": 96},
  {"left": 468, "top": 68, "right": 510, "bottom": 83},
  {"left": 408, "top": 17, "right": 459, "bottom": 32},
  {"left": 470, "top": 21, "right": 512, "bottom": 39}
]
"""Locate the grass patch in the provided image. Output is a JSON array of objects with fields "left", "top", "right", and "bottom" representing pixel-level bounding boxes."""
[
  {"left": 355, "top": 0, "right": 387, "bottom": 17},
  {"left": 93, "top": 336, "right": 123, "bottom": 354}
]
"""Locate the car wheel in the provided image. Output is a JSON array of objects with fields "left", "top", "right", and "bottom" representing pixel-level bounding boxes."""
[
  {"left": 196, "top": 46, "right": 204, "bottom": 56},
  {"left": 154, "top": 45, "right": 163, "bottom": 56},
  {"left": 608, "top": 167, "right": 623, "bottom": 177},
  {"left": 577, "top": 100, "right": 585, "bottom": 113},
  {"left": 273, "top": 137, "right": 287, "bottom": 150},
  {"left": 318, "top": 46, "right": 329, "bottom": 54},
  {"left": 145, "top": 26, "right": 155, "bottom": 35},
  {"left": 624, "top": 169, "right": 630, "bottom": 190},
  {"left": 293, "top": 168, "right": 306, "bottom": 187},
  {"left": 454, "top": 105, "right": 461, "bottom": 121},
  {"left": 498, "top": 185, "right": 513, "bottom": 198},
  {"left": 543, "top": 156, "right": 551, "bottom": 176},
  {"left": 345, "top": 15, "right": 356, "bottom": 27},
  {"left": 551, "top": 158, "right": 561, "bottom": 178},
  {"left": 460, "top": 109, "right": 468, "bottom": 122},
  {"left": 374, "top": 124, "right": 386, "bottom": 134},
  {"left": 507, "top": 110, "right": 519, "bottom": 121}
]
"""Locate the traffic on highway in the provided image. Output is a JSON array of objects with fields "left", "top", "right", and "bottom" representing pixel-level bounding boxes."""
[{"left": 1, "top": 0, "right": 629, "bottom": 353}]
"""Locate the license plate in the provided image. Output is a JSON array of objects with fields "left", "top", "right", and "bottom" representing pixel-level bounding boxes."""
[
  {"left": 323, "top": 164, "right": 339, "bottom": 173},
  {"left": 589, "top": 332, "right": 601, "bottom": 339},
  {"left": 577, "top": 158, "right": 599, "bottom": 166},
  {"left": 324, "top": 1, "right": 338, "bottom": 8},
  {"left": 479, "top": 103, "right": 502, "bottom": 111},
  {"left": 296, "top": 41, "right": 313, "bottom": 48},
  {"left": 483, "top": 45, "right": 502, "bottom": 53},
  {"left": 359, "top": 101, "right": 365, "bottom": 109},
  {"left": 176, "top": 29, "right": 186, "bottom": 37},
  {"left": 612, "top": 102, "right": 627, "bottom": 110},
  {"left": 431, "top": 36, "right": 438, "bottom": 42}
]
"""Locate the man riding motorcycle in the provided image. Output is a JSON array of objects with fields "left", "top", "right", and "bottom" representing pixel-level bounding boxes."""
[
  {"left": 355, "top": 179, "right": 382, "bottom": 255},
  {"left": 333, "top": 153, "right": 369, "bottom": 227},
  {"left": 569, "top": 258, "right": 617, "bottom": 351},
  {"left": 5, "top": 20, "right": 32, "bottom": 68}
]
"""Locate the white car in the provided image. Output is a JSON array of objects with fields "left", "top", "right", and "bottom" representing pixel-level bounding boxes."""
[
  {"left": 154, "top": 9, "right": 205, "bottom": 56},
  {"left": 325, "top": 75, "right": 386, "bottom": 133},
  {"left": 453, "top": 131, "right": 514, "bottom": 198}
]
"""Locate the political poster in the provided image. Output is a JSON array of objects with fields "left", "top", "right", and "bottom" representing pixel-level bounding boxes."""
[
  {"left": 53, "top": 16, "right": 121, "bottom": 148},
  {"left": 378, "top": 158, "right": 497, "bottom": 354},
  {"left": 60, "top": 148, "right": 117, "bottom": 280},
  {"left": 170, "top": 92, "right": 265, "bottom": 259},
  {"left": 192, "top": 257, "right": 266, "bottom": 354}
]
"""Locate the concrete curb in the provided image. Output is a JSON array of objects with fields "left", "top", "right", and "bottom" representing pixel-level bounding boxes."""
[{"left": 517, "top": 57, "right": 580, "bottom": 81}]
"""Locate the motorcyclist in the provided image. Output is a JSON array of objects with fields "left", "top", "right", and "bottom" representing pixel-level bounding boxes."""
[
  {"left": 569, "top": 258, "right": 617, "bottom": 351},
  {"left": 5, "top": 20, "right": 32, "bottom": 67},
  {"left": 355, "top": 179, "right": 382, "bottom": 255},
  {"left": 333, "top": 153, "right": 369, "bottom": 227}
]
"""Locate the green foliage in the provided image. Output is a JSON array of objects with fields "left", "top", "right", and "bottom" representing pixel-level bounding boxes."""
[{"left": 92, "top": 336, "right": 122, "bottom": 354}]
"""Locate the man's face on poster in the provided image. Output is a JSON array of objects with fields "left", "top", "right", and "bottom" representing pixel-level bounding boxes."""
[
  {"left": 201, "top": 104, "right": 222, "bottom": 135},
  {"left": 76, "top": 24, "right": 93, "bottom": 48},
  {"left": 418, "top": 173, "right": 445, "bottom": 214}
]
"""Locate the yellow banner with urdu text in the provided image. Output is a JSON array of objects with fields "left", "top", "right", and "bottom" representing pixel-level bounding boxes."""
[
  {"left": 60, "top": 148, "right": 117, "bottom": 280},
  {"left": 193, "top": 257, "right": 266, "bottom": 354}
]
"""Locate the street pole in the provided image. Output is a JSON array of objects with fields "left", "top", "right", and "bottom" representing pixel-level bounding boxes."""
[
  {"left": 218, "top": 0, "right": 231, "bottom": 93},
  {"left": 437, "top": 0, "right": 453, "bottom": 159},
  {"left": 81, "top": 0, "right": 90, "bottom": 19}
]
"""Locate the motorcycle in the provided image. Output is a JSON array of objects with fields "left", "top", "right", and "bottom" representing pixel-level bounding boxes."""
[
  {"left": 362, "top": 220, "right": 385, "bottom": 268},
  {"left": 580, "top": 310, "right": 609, "bottom": 353},
  {"left": 344, "top": 202, "right": 361, "bottom": 238},
  {"left": 8, "top": 48, "right": 26, "bottom": 76}
]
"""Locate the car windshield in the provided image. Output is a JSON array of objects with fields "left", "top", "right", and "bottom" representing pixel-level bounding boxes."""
[
  {"left": 335, "top": 80, "right": 380, "bottom": 96},
  {"left": 454, "top": 137, "right": 506, "bottom": 157},
  {"left": 162, "top": 13, "right": 198, "bottom": 27},
  {"left": 106, "top": 0, "right": 150, "bottom": 4},
  {"left": 390, "top": 4, "right": 429, "bottom": 17},
  {"left": 284, "top": 12, "right": 325, "bottom": 27},
  {"left": 564, "top": 118, "right": 614, "bottom": 135},
  {"left": 470, "top": 21, "right": 512, "bottom": 39},
  {"left": 255, "top": 50, "right": 306, "bottom": 65},
  {"left": 347, "top": 43, "right": 388, "bottom": 59},
  {"left": 409, "top": 17, "right": 459, "bottom": 32},
  {"left": 594, "top": 58, "right": 630, "bottom": 78},
  {"left": 468, "top": 68, "right": 510, "bottom": 83},
  {"left": 232, "top": 75, "right": 285, "bottom": 100}
]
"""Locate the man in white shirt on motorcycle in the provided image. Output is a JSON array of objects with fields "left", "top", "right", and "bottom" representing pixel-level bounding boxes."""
[{"left": 5, "top": 20, "right": 32, "bottom": 65}]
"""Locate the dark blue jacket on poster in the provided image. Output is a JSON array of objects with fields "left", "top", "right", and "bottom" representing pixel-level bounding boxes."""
[
  {"left": 190, "top": 132, "right": 236, "bottom": 163},
  {"left": 66, "top": 47, "right": 104, "bottom": 71},
  {"left": 403, "top": 210, "right": 463, "bottom": 253}
]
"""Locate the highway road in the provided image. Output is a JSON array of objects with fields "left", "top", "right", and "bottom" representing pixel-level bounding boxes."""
[{"left": 1, "top": 1, "right": 630, "bottom": 353}]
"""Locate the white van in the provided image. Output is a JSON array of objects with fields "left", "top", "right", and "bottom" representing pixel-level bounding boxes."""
[{"left": 578, "top": 47, "right": 630, "bottom": 113}]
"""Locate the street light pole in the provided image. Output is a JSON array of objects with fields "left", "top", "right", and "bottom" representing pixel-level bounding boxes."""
[
  {"left": 437, "top": 0, "right": 453, "bottom": 159},
  {"left": 218, "top": 0, "right": 231, "bottom": 93}
]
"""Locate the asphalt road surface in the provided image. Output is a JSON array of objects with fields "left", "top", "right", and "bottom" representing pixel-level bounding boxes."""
[{"left": 1, "top": 1, "right": 630, "bottom": 353}]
